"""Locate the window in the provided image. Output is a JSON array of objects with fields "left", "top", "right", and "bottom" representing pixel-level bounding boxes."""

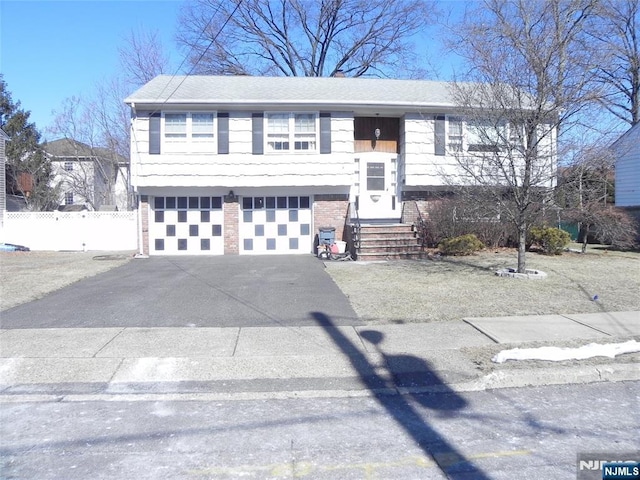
[
  {"left": 65, "top": 191, "right": 74, "bottom": 205},
  {"left": 366, "top": 163, "right": 385, "bottom": 191},
  {"left": 164, "top": 112, "right": 215, "bottom": 140},
  {"left": 294, "top": 114, "right": 316, "bottom": 150},
  {"left": 467, "top": 118, "right": 504, "bottom": 153},
  {"left": 508, "top": 121, "right": 525, "bottom": 150},
  {"left": 448, "top": 117, "right": 463, "bottom": 153},
  {"left": 266, "top": 113, "right": 318, "bottom": 152},
  {"left": 64, "top": 161, "right": 74, "bottom": 171},
  {"left": 165, "top": 113, "right": 187, "bottom": 138},
  {"left": 192, "top": 113, "right": 214, "bottom": 138},
  {"left": 267, "top": 114, "right": 289, "bottom": 151}
]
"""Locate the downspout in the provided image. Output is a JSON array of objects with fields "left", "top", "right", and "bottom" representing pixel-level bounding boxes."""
[{"left": 130, "top": 102, "right": 145, "bottom": 256}]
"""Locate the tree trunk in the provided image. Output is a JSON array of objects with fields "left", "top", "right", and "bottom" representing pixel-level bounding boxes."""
[
  {"left": 581, "top": 223, "right": 589, "bottom": 253},
  {"left": 517, "top": 224, "right": 527, "bottom": 273}
]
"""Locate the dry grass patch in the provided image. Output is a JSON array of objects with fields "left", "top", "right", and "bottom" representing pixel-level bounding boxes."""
[
  {"left": 1, "top": 251, "right": 132, "bottom": 311},
  {"left": 325, "top": 246, "right": 640, "bottom": 324}
]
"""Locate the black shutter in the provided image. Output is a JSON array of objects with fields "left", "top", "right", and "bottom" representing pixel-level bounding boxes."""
[
  {"left": 252, "top": 113, "right": 264, "bottom": 155},
  {"left": 434, "top": 115, "right": 446, "bottom": 156},
  {"left": 149, "top": 113, "right": 161, "bottom": 155},
  {"left": 217, "top": 112, "right": 229, "bottom": 154},
  {"left": 319, "top": 112, "right": 331, "bottom": 154}
]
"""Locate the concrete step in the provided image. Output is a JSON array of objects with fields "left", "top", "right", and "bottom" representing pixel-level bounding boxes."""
[
  {"left": 358, "top": 244, "right": 423, "bottom": 254},
  {"left": 358, "top": 237, "right": 420, "bottom": 247},
  {"left": 359, "top": 224, "right": 415, "bottom": 234},
  {"left": 356, "top": 251, "right": 426, "bottom": 261}
]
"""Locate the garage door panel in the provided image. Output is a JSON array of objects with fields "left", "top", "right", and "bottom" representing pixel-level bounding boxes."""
[
  {"left": 150, "top": 196, "right": 224, "bottom": 255},
  {"left": 240, "top": 196, "right": 312, "bottom": 255}
]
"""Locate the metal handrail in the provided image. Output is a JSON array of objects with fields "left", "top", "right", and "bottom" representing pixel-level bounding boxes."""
[
  {"left": 413, "top": 201, "right": 428, "bottom": 247},
  {"left": 349, "top": 201, "right": 362, "bottom": 251}
]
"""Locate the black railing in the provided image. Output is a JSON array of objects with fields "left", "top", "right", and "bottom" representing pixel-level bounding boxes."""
[
  {"left": 349, "top": 201, "right": 362, "bottom": 254},
  {"left": 413, "top": 201, "right": 428, "bottom": 247}
]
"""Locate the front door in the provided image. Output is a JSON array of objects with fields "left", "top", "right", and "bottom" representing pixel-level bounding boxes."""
[{"left": 356, "top": 153, "right": 398, "bottom": 220}]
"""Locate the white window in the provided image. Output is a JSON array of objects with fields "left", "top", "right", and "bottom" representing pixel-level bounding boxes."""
[
  {"left": 267, "top": 113, "right": 290, "bottom": 151},
  {"left": 165, "top": 113, "right": 187, "bottom": 138},
  {"left": 163, "top": 112, "right": 215, "bottom": 141},
  {"left": 448, "top": 117, "right": 463, "bottom": 153},
  {"left": 294, "top": 113, "right": 316, "bottom": 151},
  {"left": 466, "top": 118, "right": 504, "bottom": 153},
  {"left": 266, "top": 112, "right": 318, "bottom": 152},
  {"left": 191, "top": 113, "right": 214, "bottom": 138},
  {"left": 508, "top": 121, "right": 525, "bottom": 150}
]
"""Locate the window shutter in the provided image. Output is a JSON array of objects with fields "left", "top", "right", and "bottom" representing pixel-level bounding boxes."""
[
  {"left": 149, "top": 113, "right": 161, "bottom": 155},
  {"left": 319, "top": 112, "right": 331, "bottom": 154},
  {"left": 252, "top": 113, "right": 264, "bottom": 155},
  {"left": 434, "top": 115, "right": 445, "bottom": 156},
  {"left": 217, "top": 112, "right": 229, "bottom": 154}
]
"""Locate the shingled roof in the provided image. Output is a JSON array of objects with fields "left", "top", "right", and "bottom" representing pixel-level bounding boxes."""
[{"left": 125, "top": 75, "right": 458, "bottom": 110}]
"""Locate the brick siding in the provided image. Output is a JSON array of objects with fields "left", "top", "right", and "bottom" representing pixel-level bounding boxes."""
[
  {"left": 223, "top": 197, "right": 239, "bottom": 254},
  {"left": 313, "top": 195, "right": 350, "bottom": 242}
]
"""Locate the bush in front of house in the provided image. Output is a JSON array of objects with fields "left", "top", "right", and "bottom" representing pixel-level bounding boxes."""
[
  {"left": 529, "top": 227, "right": 571, "bottom": 255},
  {"left": 438, "top": 234, "right": 485, "bottom": 256}
]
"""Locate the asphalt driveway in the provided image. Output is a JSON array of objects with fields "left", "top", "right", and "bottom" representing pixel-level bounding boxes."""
[{"left": 0, "top": 256, "right": 360, "bottom": 329}]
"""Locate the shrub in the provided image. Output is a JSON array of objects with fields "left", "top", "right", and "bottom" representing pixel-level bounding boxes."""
[
  {"left": 529, "top": 227, "right": 571, "bottom": 255},
  {"left": 438, "top": 234, "right": 485, "bottom": 256}
]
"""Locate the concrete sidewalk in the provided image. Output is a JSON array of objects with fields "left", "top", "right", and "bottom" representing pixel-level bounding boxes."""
[{"left": 1, "top": 311, "right": 638, "bottom": 401}]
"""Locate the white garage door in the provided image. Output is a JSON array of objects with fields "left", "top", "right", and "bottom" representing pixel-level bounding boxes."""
[
  {"left": 150, "top": 196, "right": 224, "bottom": 255},
  {"left": 240, "top": 196, "right": 312, "bottom": 254}
]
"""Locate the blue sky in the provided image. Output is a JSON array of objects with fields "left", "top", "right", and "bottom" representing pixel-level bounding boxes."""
[
  {"left": 1, "top": 0, "right": 183, "bottom": 136},
  {"left": 1, "top": 0, "right": 464, "bottom": 138}
]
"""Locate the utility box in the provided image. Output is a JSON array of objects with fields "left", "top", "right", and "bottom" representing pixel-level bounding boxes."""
[{"left": 318, "top": 227, "right": 336, "bottom": 245}]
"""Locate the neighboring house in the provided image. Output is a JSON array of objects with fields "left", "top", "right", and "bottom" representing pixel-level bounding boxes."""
[
  {"left": 0, "top": 128, "right": 8, "bottom": 235},
  {"left": 126, "top": 75, "right": 555, "bottom": 257},
  {"left": 43, "top": 138, "right": 130, "bottom": 211},
  {"left": 611, "top": 122, "right": 640, "bottom": 209}
]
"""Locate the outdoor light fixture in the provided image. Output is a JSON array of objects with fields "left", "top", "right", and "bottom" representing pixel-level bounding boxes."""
[
  {"left": 227, "top": 190, "right": 236, "bottom": 201},
  {"left": 374, "top": 128, "right": 381, "bottom": 140}
]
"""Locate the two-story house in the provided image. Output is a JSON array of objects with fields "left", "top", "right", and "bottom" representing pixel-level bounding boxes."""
[
  {"left": 0, "top": 128, "right": 8, "bottom": 233},
  {"left": 126, "top": 75, "right": 554, "bottom": 257},
  {"left": 43, "top": 138, "right": 130, "bottom": 211}
]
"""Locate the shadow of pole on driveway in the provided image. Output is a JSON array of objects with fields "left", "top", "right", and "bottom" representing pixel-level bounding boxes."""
[{"left": 311, "top": 311, "right": 491, "bottom": 479}]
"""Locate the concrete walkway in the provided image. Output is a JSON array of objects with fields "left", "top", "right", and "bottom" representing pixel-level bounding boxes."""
[{"left": 1, "top": 311, "right": 638, "bottom": 401}]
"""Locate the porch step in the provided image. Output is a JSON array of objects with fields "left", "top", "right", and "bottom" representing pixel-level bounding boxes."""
[{"left": 352, "top": 222, "right": 424, "bottom": 261}]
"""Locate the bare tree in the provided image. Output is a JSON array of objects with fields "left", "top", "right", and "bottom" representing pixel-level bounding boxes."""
[
  {"left": 176, "top": 0, "right": 435, "bottom": 77},
  {"left": 587, "top": 0, "right": 640, "bottom": 126},
  {"left": 445, "top": 0, "right": 597, "bottom": 272},
  {"left": 49, "top": 27, "right": 171, "bottom": 210},
  {"left": 49, "top": 94, "right": 132, "bottom": 210},
  {"left": 118, "top": 28, "right": 170, "bottom": 86}
]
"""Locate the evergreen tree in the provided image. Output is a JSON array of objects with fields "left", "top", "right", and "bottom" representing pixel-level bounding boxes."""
[{"left": 0, "top": 75, "right": 58, "bottom": 210}]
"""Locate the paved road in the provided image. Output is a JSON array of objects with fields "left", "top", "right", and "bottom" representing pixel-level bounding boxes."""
[
  {"left": 1, "top": 256, "right": 360, "bottom": 328},
  {"left": 2, "top": 381, "right": 638, "bottom": 479}
]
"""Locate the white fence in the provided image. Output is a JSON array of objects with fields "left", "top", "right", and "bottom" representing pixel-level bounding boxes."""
[{"left": 1, "top": 211, "right": 138, "bottom": 251}]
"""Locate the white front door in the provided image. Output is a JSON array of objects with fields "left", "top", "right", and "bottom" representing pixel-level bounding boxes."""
[{"left": 356, "top": 154, "right": 398, "bottom": 220}]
